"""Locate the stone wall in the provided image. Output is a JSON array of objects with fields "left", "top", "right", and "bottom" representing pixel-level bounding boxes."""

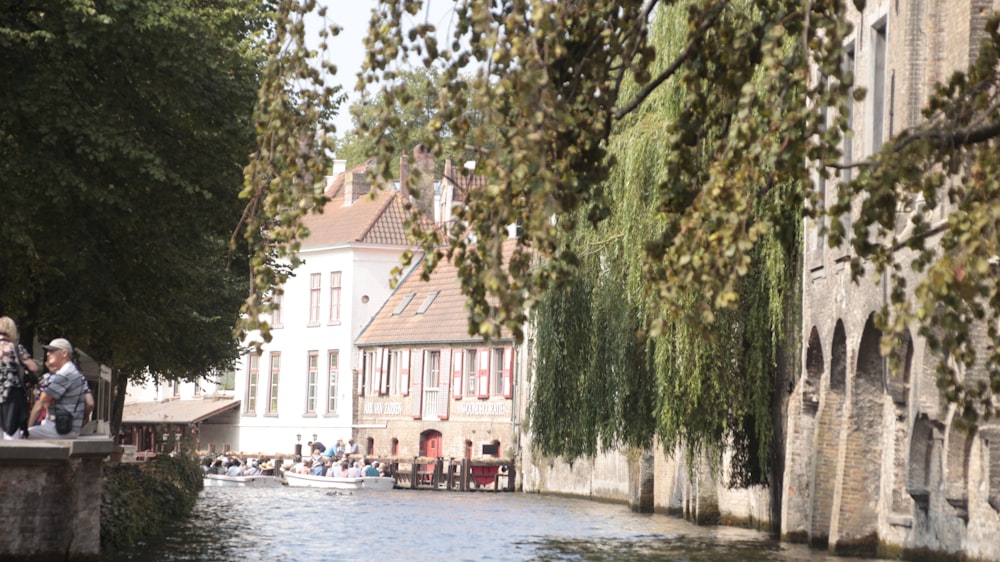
[
  {"left": 785, "top": 2, "right": 1000, "bottom": 560},
  {"left": 519, "top": 433, "right": 771, "bottom": 530},
  {"left": 0, "top": 438, "right": 116, "bottom": 561}
]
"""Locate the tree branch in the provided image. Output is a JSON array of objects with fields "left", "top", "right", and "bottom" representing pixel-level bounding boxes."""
[{"left": 613, "top": 0, "right": 729, "bottom": 121}]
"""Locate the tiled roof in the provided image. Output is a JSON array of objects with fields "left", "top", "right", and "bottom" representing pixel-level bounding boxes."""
[
  {"left": 356, "top": 242, "right": 517, "bottom": 347},
  {"left": 302, "top": 162, "right": 407, "bottom": 247},
  {"left": 122, "top": 398, "right": 240, "bottom": 424}
]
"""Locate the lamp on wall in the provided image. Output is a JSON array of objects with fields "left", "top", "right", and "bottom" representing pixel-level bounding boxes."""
[
  {"left": 296, "top": 433, "right": 301, "bottom": 443},
  {"left": 312, "top": 433, "right": 318, "bottom": 442}
]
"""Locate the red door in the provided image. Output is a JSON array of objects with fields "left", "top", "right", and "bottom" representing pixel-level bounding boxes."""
[
  {"left": 422, "top": 430, "right": 442, "bottom": 458},
  {"left": 420, "top": 430, "right": 442, "bottom": 484}
]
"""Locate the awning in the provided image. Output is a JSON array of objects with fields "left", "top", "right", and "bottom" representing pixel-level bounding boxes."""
[{"left": 121, "top": 398, "right": 240, "bottom": 425}]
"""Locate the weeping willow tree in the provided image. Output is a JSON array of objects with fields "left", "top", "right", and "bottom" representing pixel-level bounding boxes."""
[{"left": 529, "top": 1, "right": 802, "bottom": 487}]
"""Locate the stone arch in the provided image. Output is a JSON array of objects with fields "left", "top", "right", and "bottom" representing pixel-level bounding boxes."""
[
  {"left": 836, "top": 314, "right": 884, "bottom": 556},
  {"left": 944, "top": 422, "right": 974, "bottom": 522},
  {"left": 889, "top": 329, "right": 914, "bottom": 513},
  {"left": 907, "top": 414, "right": 940, "bottom": 512},
  {"left": 803, "top": 327, "right": 824, "bottom": 415},
  {"left": 980, "top": 427, "right": 1000, "bottom": 513},
  {"left": 830, "top": 321, "right": 847, "bottom": 392},
  {"left": 810, "top": 320, "right": 848, "bottom": 547}
]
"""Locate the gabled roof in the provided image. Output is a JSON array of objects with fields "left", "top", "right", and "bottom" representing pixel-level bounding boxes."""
[
  {"left": 356, "top": 242, "right": 517, "bottom": 347},
  {"left": 302, "top": 163, "right": 417, "bottom": 248}
]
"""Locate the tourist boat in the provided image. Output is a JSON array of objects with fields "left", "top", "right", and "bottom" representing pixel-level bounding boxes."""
[
  {"left": 203, "top": 473, "right": 283, "bottom": 488},
  {"left": 283, "top": 472, "right": 396, "bottom": 490}
]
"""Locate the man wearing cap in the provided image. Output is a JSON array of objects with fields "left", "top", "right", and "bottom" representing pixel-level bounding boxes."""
[{"left": 26, "top": 338, "right": 89, "bottom": 439}]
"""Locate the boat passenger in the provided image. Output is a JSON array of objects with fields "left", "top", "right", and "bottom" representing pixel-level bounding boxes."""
[
  {"left": 334, "top": 439, "right": 346, "bottom": 459},
  {"left": 362, "top": 460, "right": 380, "bottom": 477},
  {"left": 244, "top": 461, "right": 262, "bottom": 476},
  {"left": 347, "top": 439, "right": 359, "bottom": 456},
  {"left": 346, "top": 461, "right": 363, "bottom": 478},
  {"left": 226, "top": 460, "right": 244, "bottom": 477},
  {"left": 336, "top": 460, "right": 349, "bottom": 477}
]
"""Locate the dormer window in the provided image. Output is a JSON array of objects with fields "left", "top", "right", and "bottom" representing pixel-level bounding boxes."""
[{"left": 416, "top": 291, "right": 440, "bottom": 314}]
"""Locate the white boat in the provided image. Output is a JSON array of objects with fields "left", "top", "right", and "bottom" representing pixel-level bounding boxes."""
[
  {"left": 203, "top": 473, "right": 284, "bottom": 488},
  {"left": 361, "top": 476, "right": 396, "bottom": 490},
  {"left": 283, "top": 471, "right": 363, "bottom": 489},
  {"left": 283, "top": 472, "right": 396, "bottom": 490}
]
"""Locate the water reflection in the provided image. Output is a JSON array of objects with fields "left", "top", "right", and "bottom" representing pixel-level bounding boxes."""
[{"left": 104, "top": 487, "right": 895, "bottom": 562}]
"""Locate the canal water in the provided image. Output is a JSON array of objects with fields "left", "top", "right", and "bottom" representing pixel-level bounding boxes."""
[{"left": 104, "top": 486, "right": 892, "bottom": 562}]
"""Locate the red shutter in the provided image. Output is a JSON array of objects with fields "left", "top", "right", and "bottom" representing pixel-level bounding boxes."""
[
  {"left": 400, "top": 349, "right": 410, "bottom": 396},
  {"left": 411, "top": 351, "right": 423, "bottom": 418},
  {"left": 502, "top": 346, "right": 513, "bottom": 398},
  {"left": 452, "top": 350, "right": 464, "bottom": 399},
  {"left": 477, "top": 347, "right": 490, "bottom": 398},
  {"left": 438, "top": 349, "right": 450, "bottom": 419}
]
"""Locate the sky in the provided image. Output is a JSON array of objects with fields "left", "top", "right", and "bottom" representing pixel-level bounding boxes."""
[{"left": 310, "top": 1, "right": 457, "bottom": 136}]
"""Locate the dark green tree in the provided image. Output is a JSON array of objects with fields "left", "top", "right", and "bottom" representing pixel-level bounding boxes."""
[{"left": 0, "top": 0, "right": 273, "bottom": 434}]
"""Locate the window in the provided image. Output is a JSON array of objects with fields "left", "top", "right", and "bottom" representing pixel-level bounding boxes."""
[
  {"left": 327, "top": 351, "right": 339, "bottom": 413},
  {"left": 309, "top": 273, "right": 321, "bottom": 325},
  {"left": 271, "top": 292, "right": 283, "bottom": 328},
  {"left": 267, "top": 353, "right": 280, "bottom": 414},
  {"left": 466, "top": 349, "right": 477, "bottom": 396},
  {"left": 422, "top": 350, "right": 441, "bottom": 418},
  {"left": 329, "top": 271, "right": 342, "bottom": 324},
  {"left": 427, "top": 351, "right": 441, "bottom": 389},
  {"left": 306, "top": 351, "right": 318, "bottom": 414},
  {"left": 363, "top": 350, "right": 376, "bottom": 396},
  {"left": 842, "top": 44, "right": 855, "bottom": 183},
  {"left": 871, "top": 20, "right": 887, "bottom": 153},
  {"left": 393, "top": 293, "right": 416, "bottom": 315},
  {"left": 416, "top": 291, "right": 439, "bottom": 314},
  {"left": 493, "top": 348, "right": 505, "bottom": 395},
  {"left": 245, "top": 354, "right": 259, "bottom": 413},
  {"left": 390, "top": 350, "right": 403, "bottom": 396},
  {"left": 220, "top": 369, "right": 236, "bottom": 391}
]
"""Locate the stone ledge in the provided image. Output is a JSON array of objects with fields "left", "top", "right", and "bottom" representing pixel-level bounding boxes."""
[{"left": 0, "top": 438, "right": 116, "bottom": 461}]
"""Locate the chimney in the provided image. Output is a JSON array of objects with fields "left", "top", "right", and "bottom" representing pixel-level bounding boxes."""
[
  {"left": 399, "top": 151, "right": 410, "bottom": 194},
  {"left": 343, "top": 169, "right": 371, "bottom": 206},
  {"left": 409, "top": 144, "right": 436, "bottom": 218},
  {"left": 437, "top": 158, "right": 454, "bottom": 225},
  {"left": 332, "top": 159, "right": 347, "bottom": 178}
]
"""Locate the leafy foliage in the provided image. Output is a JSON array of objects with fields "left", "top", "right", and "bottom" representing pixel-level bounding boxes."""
[
  {"left": 335, "top": 66, "right": 488, "bottom": 175},
  {"left": 0, "top": 1, "right": 265, "bottom": 387},
  {"left": 101, "top": 453, "right": 203, "bottom": 550},
  {"left": 236, "top": 0, "right": 345, "bottom": 348}
]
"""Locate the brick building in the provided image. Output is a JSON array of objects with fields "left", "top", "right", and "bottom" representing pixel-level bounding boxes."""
[
  {"left": 784, "top": 1, "right": 1000, "bottom": 559},
  {"left": 353, "top": 243, "right": 519, "bottom": 463}
]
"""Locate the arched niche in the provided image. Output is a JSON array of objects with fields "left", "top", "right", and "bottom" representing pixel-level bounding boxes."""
[
  {"left": 830, "top": 320, "right": 847, "bottom": 393},
  {"left": 886, "top": 329, "right": 913, "bottom": 406},
  {"left": 980, "top": 426, "right": 1000, "bottom": 513},
  {"left": 803, "top": 327, "right": 824, "bottom": 415},
  {"left": 944, "top": 421, "right": 974, "bottom": 522},
  {"left": 907, "top": 414, "right": 941, "bottom": 512},
  {"left": 835, "top": 314, "right": 884, "bottom": 553}
]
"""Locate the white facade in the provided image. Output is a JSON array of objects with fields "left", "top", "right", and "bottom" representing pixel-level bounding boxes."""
[{"left": 232, "top": 242, "right": 408, "bottom": 455}]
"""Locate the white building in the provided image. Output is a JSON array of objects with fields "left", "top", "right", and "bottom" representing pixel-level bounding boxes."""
[{"left": 122, "top": 158, "right": 427, "bottom": 457}]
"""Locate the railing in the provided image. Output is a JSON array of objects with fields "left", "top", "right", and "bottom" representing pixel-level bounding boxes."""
[{"left": 422, "top": 388, "right": 439, "bottom": 418}]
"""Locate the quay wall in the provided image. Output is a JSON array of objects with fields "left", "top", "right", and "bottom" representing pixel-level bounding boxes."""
[
  {"left": 519, "top": 433, "right": 771, "bottom": 529},
  {"left": 0, "top": 439, "right": 116, "bottom": 561}
]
